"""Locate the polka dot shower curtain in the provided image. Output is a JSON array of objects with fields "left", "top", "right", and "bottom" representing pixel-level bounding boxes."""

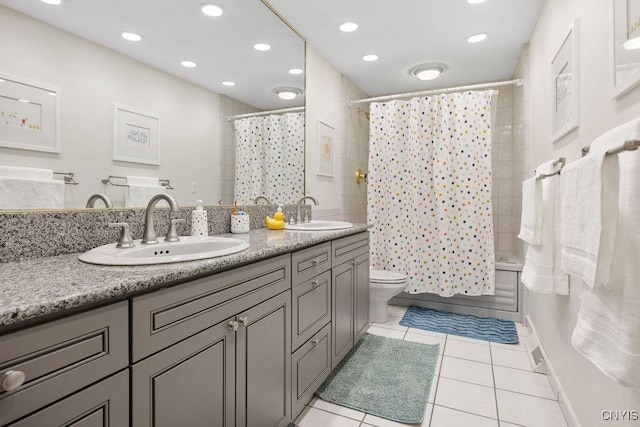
[
  {"left": 368, "top": 91, "right": 495, "bottom": 297},
  {"left": 233, "top": 112, "right": 304, "bottom": 205}
]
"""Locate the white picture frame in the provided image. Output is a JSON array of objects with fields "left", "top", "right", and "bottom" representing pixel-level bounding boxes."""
[
  {"left": 0, "top": 73, "right": 60, "bottom": 153},
  {"left": 551, "top": 18, "right": 580, "bottom": 143},
  {"left": 113, "top": 104, "right": 161, "bottom": 165},
  {"left": 610, "top": 0, "right": 640, "bottom": 99},
  {"left": 316, "top": 120, "right": 335, "bottom": 177}
]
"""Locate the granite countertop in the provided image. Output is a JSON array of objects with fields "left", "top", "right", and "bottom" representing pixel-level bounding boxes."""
[{"left": 0, "top": 225, "right": 370, "bottom": 329}]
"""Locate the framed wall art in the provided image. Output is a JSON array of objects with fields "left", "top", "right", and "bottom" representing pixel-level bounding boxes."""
[
  {"left": 316, "top": 120, "right": 335, "bottom": 177},
  {"left": 0, "top": 74, "right": 60, "bottom": 153},
  {"left": 611, "top": 0, "right": 640, "bottom": 99},
  {"left": 113, "top": 104, "right": 161, "bottom": 165},
  {"left": 551, "top": 18, "right": 580, "bottom": 142}
]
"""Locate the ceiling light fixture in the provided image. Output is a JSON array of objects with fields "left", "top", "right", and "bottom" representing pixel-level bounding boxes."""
[
  {"left": 200, "top": 4, "right": 223, "bottom": 17},
  {"left": 362, "top": 54, "right": 379, "bottom": 62},
  {"left": 40, "top": 0, "right": 62, "bottom": 5},
  {"left": 222, "top": 81, "right": 235, "bottom": 86},
  {"left": 410, "top": 63, "right": 448, "bottom": 81},
  {"left": 624, "top": 37, "right": 640, "bottom": 50},
  {"left": 339, "top": 22, "right": 358, "bottom": 32},
  {"left": 288, "top": 68, "right": 303, "bottom": 75},
  {"left": 274, "top": 87, "right": 302, "bottom": 100},
  {"left": 467, "top": 33, "right": 488, "bottom": 43},
  {"left": 180, "top": 60, "right": 197, "bottom": 68},
  {"left": 121, "top": 32, "right": 142, "bottom": 42},
  {"left": 466, "top": 0, "right": 487, "bottom": 4},
  {"left": 253, "top": 43, "right": 271, "bottom": 51}
]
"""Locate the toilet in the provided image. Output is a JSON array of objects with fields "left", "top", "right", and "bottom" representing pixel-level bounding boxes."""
[{"left": 369, "top": 269, "right": 407, "bottom": 323}]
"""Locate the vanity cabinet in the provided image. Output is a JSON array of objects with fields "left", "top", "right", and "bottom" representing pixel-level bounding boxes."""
[{"left": 330, "top": 233, "right": 370, "bottom": 368}]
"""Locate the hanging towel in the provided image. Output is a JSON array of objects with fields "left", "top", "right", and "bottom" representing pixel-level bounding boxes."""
[
  {"left": 572, "top": 118, "right": 640, "bottom": 387},
  {"left": 520, "top": 160, "right": 569, "bottom": 295},
  {"left": 0, "top": 166, "right": 64, "bottom": 209},
  {"left": 124, "top": 176, "right": 165, "bottom": 208},
  {"left": 517, "top": 177, "right": 542, "bottom": 245},
  {"left": 560, "top": 152, "right": 619, "bottom": 290}
]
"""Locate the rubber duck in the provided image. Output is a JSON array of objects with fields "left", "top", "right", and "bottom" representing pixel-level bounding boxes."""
[{"left": 266, "top": 206, "right": 286, "bottom": 230}]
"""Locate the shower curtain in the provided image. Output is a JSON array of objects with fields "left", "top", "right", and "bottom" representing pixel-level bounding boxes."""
[
  {"left": 368, "top": 91, "right": 495, "bottom": 297},
  {"left": 233, "top": 112, "right": 304, "bottom": 205}
]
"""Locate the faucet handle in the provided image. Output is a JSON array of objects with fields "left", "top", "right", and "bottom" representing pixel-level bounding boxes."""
[
  {"left": 165, "top": 218, "right": 186, "bottom": 242},
  {"left": 108, "top": 223, "right": 135, "bottom": 249}
]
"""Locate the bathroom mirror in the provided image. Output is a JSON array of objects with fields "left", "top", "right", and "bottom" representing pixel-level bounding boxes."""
[{"left": 0, "top": 0, "right": 305, "bottom": 210}]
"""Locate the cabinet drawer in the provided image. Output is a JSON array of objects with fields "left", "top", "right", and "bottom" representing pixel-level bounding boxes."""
[
  {"left": 331, "top": 232, "right": 369, "bottom": 267},
  {"left": 291, "top": 323, "right": 332, "bottom": 419},
  {"left": 0, "top": 301, "right": 128, "bottom": 426},
  {"left": 131, "top": 254, "right": 290, "bottom": 361},
  {"left": 292, "top": 270, "right": 331, "bottom": 350},
  {"left": 8, "top": 369, "right": 129, "bottom": 427},
  {"left": 291, "top": 242, "right": 331, "bottom": 286}
]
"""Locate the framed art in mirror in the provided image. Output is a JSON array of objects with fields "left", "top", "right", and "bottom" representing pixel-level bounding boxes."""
[
  {"left": 551, "top": 18, "right": 579, "bottom": 143},
  {"left": 113, "top": 104, "right": 161, "bottom": 165},
  {"left": 611, "top": 0, "right": 640, "bottom": 99},
  {"left": 0, "top": 74, "right": 60, "bottom": 153}
]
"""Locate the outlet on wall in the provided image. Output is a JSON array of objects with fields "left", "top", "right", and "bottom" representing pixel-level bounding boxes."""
[{"left": 191, "top": 181, "right": 198, "bottom": 193}]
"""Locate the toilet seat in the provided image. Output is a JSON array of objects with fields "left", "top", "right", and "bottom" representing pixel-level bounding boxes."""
[{"left": 370, "top": 269, "right": 406, "bottom": 284}]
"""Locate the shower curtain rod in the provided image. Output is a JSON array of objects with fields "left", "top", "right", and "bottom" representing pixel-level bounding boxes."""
[
  {"left": 227, "top": 106, "right": 305, "bottom": 121},
  {"left": 348, "top": 78, "right": 523, "bottom": 106}
]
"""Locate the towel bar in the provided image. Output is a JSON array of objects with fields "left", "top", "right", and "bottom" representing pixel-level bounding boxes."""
[
  {"left": 581, "top": 139, "right": 640, "bottom": 157},
  {"left": 101, "top": 175, "right": 174, "bottom": 190},
  {"left": 53, "top": 171, "right": 79, "bottom": 185},
  {"left": 535, "top": 157, "right": 565, "bottom": 180}
]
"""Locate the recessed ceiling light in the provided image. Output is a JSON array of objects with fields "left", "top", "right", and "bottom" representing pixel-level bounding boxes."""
[
  {"left": 467, "top": 33, "right": 488, "bottom": 43},
  {"left": 18, "top": 99, "right": 30, "bottom": 103},
  {"left": 121, "top": 32, "right": 142, "bottom": 42},
  {"left": 48, "top": 92, "right": 56, "bottom": 96},
  {"left": 180, "top": 60, "right": 197, "bottom": 68},
  {"left": 623, "top": 36, "right": 640, "bottom": 50},
  {"left": 466, "top": 0, "right": 487, "bottom": 4},
  {"left": 222, "top": 81, "right": 235, "bottom": 86},
  {"left": 253, "top": 43, "right": 271, "bottom": 51},
  {"left": 362, "top": 54, "right": 379, "bottom": 62},
  {"left": 410, "top": 63, "right": 448, "bottom": 81},
  {"left": 40, "top": 0, "right": 62, "bottom": 5},
  {"left": 274, "top": 87, "right": 302, "bottom": 100},
  {"left": 288, "top": 68, "right": 303, "bottom": 75},
  {"left": 200, "top": 4, "right": 223, "bottom": 17},
  {"left": 339, "top": 22, "right": 358, "bottom": 32},
  {"left": 0, "top": 79, "right": 5, "bottom": 83}
]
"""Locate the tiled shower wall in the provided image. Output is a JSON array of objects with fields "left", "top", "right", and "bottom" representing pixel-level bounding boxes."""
[
  {"left": 340, "top": 75, "right": 369, "bottom": 224},
  {"left": 219, "top": 95, "right": 259, "bottom": 205}
]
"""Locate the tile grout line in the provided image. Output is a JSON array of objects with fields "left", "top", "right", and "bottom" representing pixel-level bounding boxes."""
[
  {"left": 426, "top": 334, "right": 449, "bottom": 426},
  {"left": 489, "top": 340, "right": 502, "bottom": 424}
]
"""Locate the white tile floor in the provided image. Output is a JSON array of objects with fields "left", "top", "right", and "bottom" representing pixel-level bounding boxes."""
[{"left": 295, "top": 305, "right": 568, "bottom": 427}]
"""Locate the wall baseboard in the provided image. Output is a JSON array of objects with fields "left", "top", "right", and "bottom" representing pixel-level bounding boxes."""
[{"left": 525, "top": 315, "right": 581, "bottom": 427}]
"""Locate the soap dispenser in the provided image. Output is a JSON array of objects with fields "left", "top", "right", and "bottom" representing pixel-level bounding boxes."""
[{"left": 191, "top": 200, "right": 208, "bottom": 236}]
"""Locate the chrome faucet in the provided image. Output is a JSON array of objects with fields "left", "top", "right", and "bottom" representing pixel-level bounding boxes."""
[
  {"left": 297, "top": 196, "right": 318, "bottom": 223},
  {"left": 141, "top": 194, "right": 179, "bottom": 245},
  {"left": 86, "top": 193, "right": 113, "bottom": 208},
  {"left": 253, "top": 195, "right": 271, "bottom": 204}
]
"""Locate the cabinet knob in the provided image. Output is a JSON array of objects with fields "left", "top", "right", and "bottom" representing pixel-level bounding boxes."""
[
  {"left": 238, "top": 316, "right": 249, "bottom": 327},
  {"left": 352, "top": 259, "right": 358, "bottom": 266},
  {"left": 1, "top": 370, "right": 26, "bottom": 392},
  {"left": 228, "top": 320, "right": 239, "bottom": 332},
  {"left": 311, "top": 279, "right": 319, "bottom": 287},
  {"left": 312, "top": 258, "right": 320, "bottom": 266},
  {"left": 311, "top": 339, "right": 319, "bottom": 345}
]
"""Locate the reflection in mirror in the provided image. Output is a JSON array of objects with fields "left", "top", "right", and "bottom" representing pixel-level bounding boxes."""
[{"left": 0, "top": 0, "right": 305, "bottom": 211}]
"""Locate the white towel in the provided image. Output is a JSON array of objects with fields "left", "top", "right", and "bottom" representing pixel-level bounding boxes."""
[
  {"left": 520, "top": 160, "right": 569, "bottom": 295},
  {"left": 0, "top": 177, "right": 64, "bottom": 209},
  {"left": 0, "top": 166, "right": 54, "bottom": 180},
  {"left": 517, "top": 177, "right": 542, "bottom": 245},
  {"left": 124, "top": 176, "right": 166, "bottom": 208},
  {"left": 560, "top": 152, "right": 619, "bottom": 290},
  {"left": 125, "top": 176, "right": 160, "bottom": 186},
  {"left": 572, "top": 118, "right": 640, "bottom": 386}
]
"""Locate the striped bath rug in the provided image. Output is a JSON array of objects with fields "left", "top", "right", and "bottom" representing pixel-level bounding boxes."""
[{"left": 399, "top": 306, "right": 519, "bottom": 344}]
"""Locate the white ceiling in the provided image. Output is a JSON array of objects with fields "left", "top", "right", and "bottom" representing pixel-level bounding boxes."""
[
  {"left": 269, "top": 0, "right": 545, "bottom": 97},
  {"left": 2, "top": 0, "right": 544, "bottom": 109}
]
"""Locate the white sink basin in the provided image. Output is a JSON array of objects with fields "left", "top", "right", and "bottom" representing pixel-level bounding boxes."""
[
  {"left": 285, "top": 220, "right": 353, "bottom": 231},
  {"left": 78, "top": 236, "right": 250, "bottom": 266}
]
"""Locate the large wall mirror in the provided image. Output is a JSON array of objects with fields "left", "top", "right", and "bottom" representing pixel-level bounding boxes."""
[{"left": 0, "top": 0, "right": 305, "bottom": 211}]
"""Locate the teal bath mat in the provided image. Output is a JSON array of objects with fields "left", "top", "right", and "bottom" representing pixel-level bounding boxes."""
[
  {"left": 400, "top": 306, "right": 519, "bottom": 344},
  {"left": 316, "top": 333, "right": 439, "bottom": 424}
]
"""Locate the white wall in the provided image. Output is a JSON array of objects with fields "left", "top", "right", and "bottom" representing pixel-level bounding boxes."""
[
  {"left": 0, "top": 6, "right": 220, "bottom": 208},
  {"left": 304, "top": 46, "right": 342, "bottom": 218},
  {"left": 525, "top": 0, "right": 640, "bottom": 424}
]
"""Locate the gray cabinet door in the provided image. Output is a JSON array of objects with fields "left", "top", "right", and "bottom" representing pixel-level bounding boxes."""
[
  {"left": 8, "top": 370, "right": 129, "bottom": 427},
  {"left": 331, "top": 261, "right": 354, "bottom": 369},
  {"left": 236, "top": 291, "right": 291, "bottom": 427},
  {"left": 354, "top": 253, "right": 370, "bottom": 343},
  {"left": 131, "top": 319, "right": 235, "bottom": 427}
]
